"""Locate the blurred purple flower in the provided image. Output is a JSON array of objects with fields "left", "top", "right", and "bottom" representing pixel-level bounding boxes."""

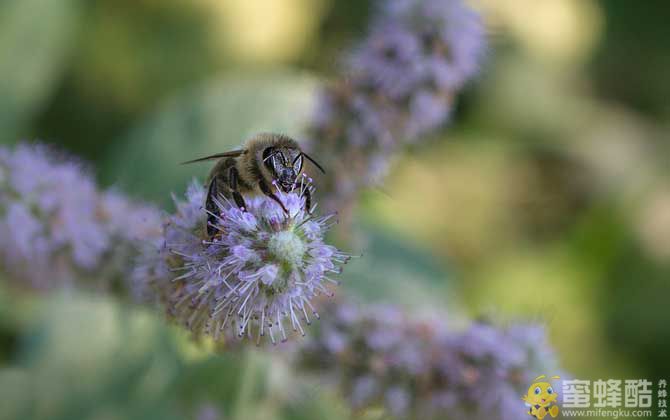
[
  {"left": 351, "top": 0, "right": 485, "bottom": 101},
  {"left": 195, "top": 403, "right": 222, "bottom": 420},
  {"left": 308, "top": 0, "right": 486, "bottom": 211},
  {"left": 348, "top": 26, "right": 423, "bottom": 100},
  {"left": 297, "top": 301, "right": 560, "bottom": 419},
  {"left": 386, "top": 0, "right": 486, "bottom": 90},
  {"left": 131, "top": 181, "right": 205, "bottom": 303},
  {"left": 351, "top": 375, "right": 380, "bottom": 409},
  {"left": 386, "top": 386, "right": 411, "bottom": 417},
  {"left": 133, "top": 179, "right": 350, "bottom": 344},
  {"left": 0, "top": 142, "right": 162, "bottom": 291}
]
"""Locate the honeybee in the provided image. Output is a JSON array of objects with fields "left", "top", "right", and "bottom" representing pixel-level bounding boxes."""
[{"left": 182, "top": 133, "right": 325, "bottom": 237}]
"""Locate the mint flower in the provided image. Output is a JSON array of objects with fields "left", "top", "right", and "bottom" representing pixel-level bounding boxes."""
[
  {"left": 0, "top": 143, "right": 161, "bottom": 291},
  {"left": 297, "top": 301, "right": 560, "bottom": 419},
  {"left": 134, "top": 179, "right": 350, "bottom": 344},
  {"left": 308, "top": 0, "right": 486, "bottom": 210}
]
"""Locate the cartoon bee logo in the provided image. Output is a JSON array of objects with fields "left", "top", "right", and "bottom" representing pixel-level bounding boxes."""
[{"left": 523, "top": 375, "right": 561, "bottom": 419}]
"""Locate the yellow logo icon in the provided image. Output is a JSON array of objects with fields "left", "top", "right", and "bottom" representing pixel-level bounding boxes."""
[{"left": 523, "top": 375, "right": 561, "bottom": 419}]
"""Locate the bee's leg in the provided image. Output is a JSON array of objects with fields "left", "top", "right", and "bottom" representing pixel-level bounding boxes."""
[
  {"left": 228, "top": 166, "right": 247, "bottom": 210},
  {"left": 301, "top": 185, "right": 312, "bottom": 215},
  {"left": 259, "top": 179, "right": 288, "bottom": 214},
  {"left": 206, "top": 177, "right": 223, "bottom": 237}
]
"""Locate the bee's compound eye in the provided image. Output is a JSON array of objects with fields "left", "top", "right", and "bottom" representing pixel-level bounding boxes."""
[
  {"left": 547, "top": 387, "right": 553, "bottom": 395},
  {"left": 292, "top": 154, "right": 303, "bottom": 172},
  {"left": 535, "top": 387, "right": 542, "bottom": 395}
]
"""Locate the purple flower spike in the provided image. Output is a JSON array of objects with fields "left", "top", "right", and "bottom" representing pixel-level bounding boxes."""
[
  {"left": 297, "top": 300, "right": 561, "bottom": 419},
  {"left": 134, "top": 180, "right": 350, "bottom": 344},
  {"left": 308, "top": 0, "right": 486, "bottom": 211},
  {"left": 0, "top": 143, "right": 162, "bottom": 291}
]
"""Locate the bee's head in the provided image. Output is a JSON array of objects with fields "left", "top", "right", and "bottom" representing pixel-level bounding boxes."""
[{"left": 263, "top": 147, "right": 303, "bottom": 192}]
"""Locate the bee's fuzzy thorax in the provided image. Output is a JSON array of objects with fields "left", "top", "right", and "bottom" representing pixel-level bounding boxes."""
[{"left": 238, "top": 133, "right": 301, "bottom": 193}]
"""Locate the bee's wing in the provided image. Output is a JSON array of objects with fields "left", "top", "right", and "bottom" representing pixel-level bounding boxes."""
[{"left": 181, "top": 150, "right": 245, "bottom": 165}]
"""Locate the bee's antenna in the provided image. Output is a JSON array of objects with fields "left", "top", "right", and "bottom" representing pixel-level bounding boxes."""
[{"left": 301, "top": 153, "right": 325, "bottom": 174}]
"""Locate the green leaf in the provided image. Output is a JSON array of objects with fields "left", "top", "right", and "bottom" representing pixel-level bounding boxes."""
[
  {"left": 0, "top": 0, "right": 80, "bottom": 139},
  {"left": 103, "top": 70, "right": 318, "bottom": 204}
]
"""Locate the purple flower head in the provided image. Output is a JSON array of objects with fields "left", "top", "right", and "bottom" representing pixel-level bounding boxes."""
[
  {"left": 0, "top": 142, "right": 162, "bottom": 291},
  {"left": 308, "top": 0, "right": 486, "bottom": 212},
  {"left": 348, "top": 26, "right": 423, "bottom": 100},
  {"left": 383, "top": 0, "right": 487, "bottom": 91},
  {"left": 297, "top": 300, "right": 561, "bottom": 419},
  {"left": 135, "top": 178, "right": 351, "bottom": 344},
  {"left": 0, "top": 144, "right": 107, "bottom": 274},
  {"left": 350, "top": 0, "right": 485, "bottom": 100}
]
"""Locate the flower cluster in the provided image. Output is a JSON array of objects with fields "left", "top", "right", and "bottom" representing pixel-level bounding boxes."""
[
  {"left": 133, "top": 179, "right": 350, "bottom": 344},
  {"left": 297, "top": 301, "right": 559, "bottom": 419},
  {"left": 308, "top": 0, "right": 486, "bottom": 209},
  {"left": 0, "top": 142, "right": 162, "bottom": 291}
]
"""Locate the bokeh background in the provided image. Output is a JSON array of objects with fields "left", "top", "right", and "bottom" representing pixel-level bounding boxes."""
[{"left": 1, "top": 0, "right": 670, "bottom": 419}]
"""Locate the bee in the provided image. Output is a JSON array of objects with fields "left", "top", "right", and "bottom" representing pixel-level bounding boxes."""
[{"left": 182, "top": 133, "right": 325, "bottom": 237}]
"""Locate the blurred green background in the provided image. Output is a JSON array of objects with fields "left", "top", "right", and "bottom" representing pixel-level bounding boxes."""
[{"left": 1, "top": 0, "right": 670, "bottom": 418}]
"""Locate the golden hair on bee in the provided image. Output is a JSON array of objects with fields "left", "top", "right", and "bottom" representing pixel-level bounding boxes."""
[{"left": 182, "top": 133, "right": 325, "bottom": 237}]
